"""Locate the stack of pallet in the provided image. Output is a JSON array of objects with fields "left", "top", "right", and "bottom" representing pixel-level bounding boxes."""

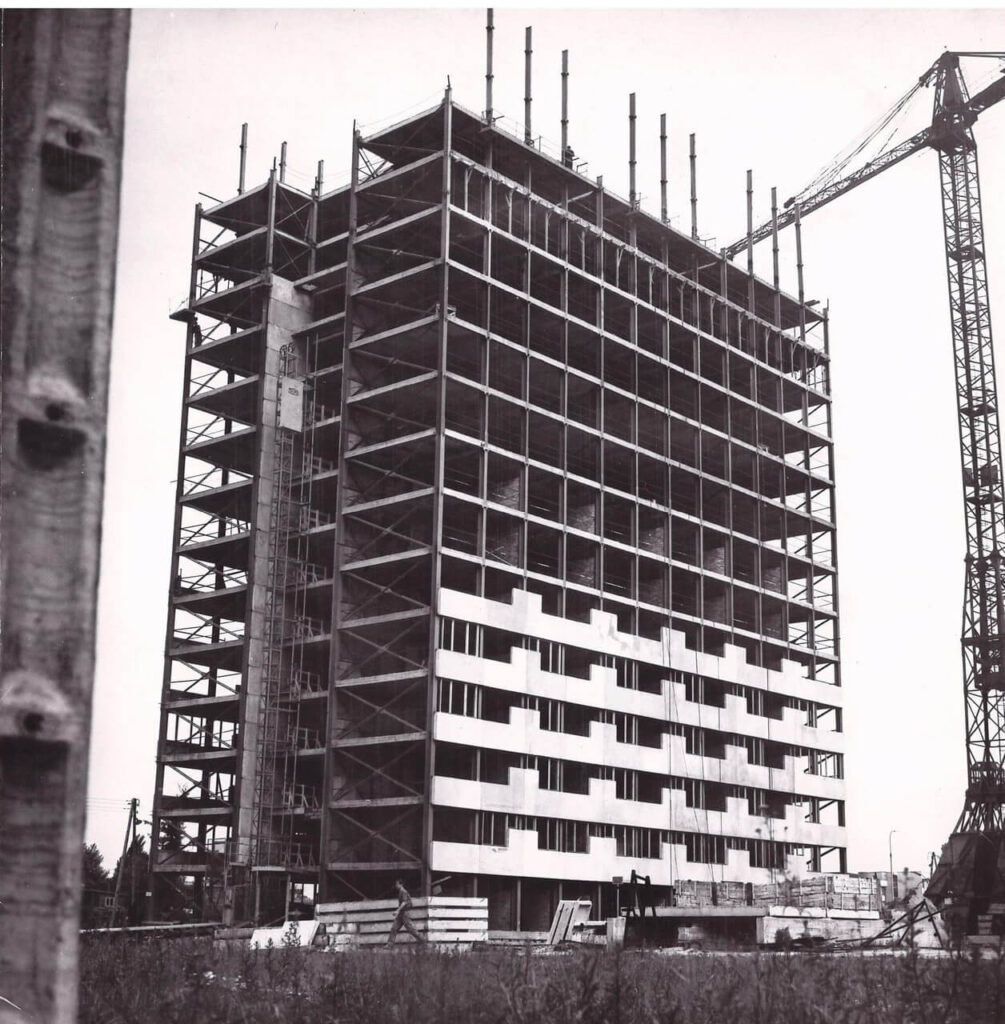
[{"left": 315, "top": 896, "right": 488, "bottom": 947}]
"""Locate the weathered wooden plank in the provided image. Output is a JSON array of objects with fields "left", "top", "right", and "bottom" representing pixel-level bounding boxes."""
[
  {"left": 546, "top": 899, "right": 592, "bottom": 944},
  {"left": 317, "top": 896, "right": 487, "bottom": 913},
  {"left": 326, "top": 922, "right": 490, "bottom": 944},
  {"left": 0, "top": 10, "right": 129, "bottom": 1024},
  {"left": 487, "top": 930, "right": 550, "bottom": 945},
  {"left": 318, "top": 906, "right": 488, "bottom": 922},
  {"left": 348, "top": 932, "right": 488, "bottom": 946},
  {"left": 328, "top": 918, "right": 488, "bottom": 934}
]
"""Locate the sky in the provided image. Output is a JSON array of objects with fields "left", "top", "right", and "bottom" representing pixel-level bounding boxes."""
[{"left": 86, "top": 7, "right": 1005, "bottom": 879}]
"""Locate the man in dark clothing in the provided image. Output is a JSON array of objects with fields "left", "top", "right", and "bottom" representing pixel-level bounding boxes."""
[{"left": 386, "top": 878, "right": 425, "bottom": 945}]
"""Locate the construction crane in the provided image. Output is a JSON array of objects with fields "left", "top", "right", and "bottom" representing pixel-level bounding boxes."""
[{"left": 726, "top": 52, "right": 1005, "bottom": 940}]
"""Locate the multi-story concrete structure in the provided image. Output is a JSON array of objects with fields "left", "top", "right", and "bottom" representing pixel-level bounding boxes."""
[{"left": 151, "top": 91, "right": 846, "bottom": 928}]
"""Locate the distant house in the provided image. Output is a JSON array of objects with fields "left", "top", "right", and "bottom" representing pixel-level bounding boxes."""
[
  {"left": 860, "top": 870, "right": 927, "bottom": 911},
  {"left": 81, "top": 887, "right": 120, "bottom": 930}
]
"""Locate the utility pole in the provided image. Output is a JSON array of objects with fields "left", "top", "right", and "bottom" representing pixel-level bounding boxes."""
[
  {"left": 109, "top": 798, "right": 138, "bottom": 928},
  {"left": 0, "top": 10, "right": 129, "bottom": 1023}
]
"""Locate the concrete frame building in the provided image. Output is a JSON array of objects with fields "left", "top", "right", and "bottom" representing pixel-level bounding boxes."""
[{"left": 151, "top": 91, "right": 846, "bottom": 928}]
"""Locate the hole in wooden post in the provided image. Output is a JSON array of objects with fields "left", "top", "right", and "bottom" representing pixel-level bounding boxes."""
[
  {"left": 41, "top": 139, "right": 102, "bottom": 192},
  {"left": 22, "top": 712, "right": 44, "bottom": 735},
  {"left": 18, "top": 417, "right": 86, "bottom": 470}
]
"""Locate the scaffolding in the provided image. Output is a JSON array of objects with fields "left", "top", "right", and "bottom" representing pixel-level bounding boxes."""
[{"left": 246, "top": 342, "right": 323, "bottom": 918}]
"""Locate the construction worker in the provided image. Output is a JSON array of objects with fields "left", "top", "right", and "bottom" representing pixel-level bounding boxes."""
[{"left": 386, "top": 878, "right": 425, "bottom": 945}]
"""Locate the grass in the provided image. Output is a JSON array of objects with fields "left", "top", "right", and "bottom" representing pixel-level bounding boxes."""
[{"left": 79, "top": 935, "right": 1005, "bottom": 1024}]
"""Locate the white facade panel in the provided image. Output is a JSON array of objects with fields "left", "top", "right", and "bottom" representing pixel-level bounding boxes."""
[{"left": 432, "top": 586, "right": 846, "bottom": 885}]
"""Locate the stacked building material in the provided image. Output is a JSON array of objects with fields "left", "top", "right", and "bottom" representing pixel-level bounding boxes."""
[
  {"left": 713, "top": 881, "right": 750, "bottom": 907},
  {"left": 828, "top": 875, "right": 880, "bottom": 911},
  {"left": 674, "top": 880, "right": 714, "bottom": 907},
  {"left": 316, "top": 896, "right": 488, "bottom": 947},
  {"left": 752, "top": 875, "right": 879, "bottom": 911}
]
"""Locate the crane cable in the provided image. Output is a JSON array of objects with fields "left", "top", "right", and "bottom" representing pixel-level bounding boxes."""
[
  {"left": 787, "top": 56, "right": 1003, "bottom": 212},
  {"left": 788, "top": 72, "right": 929, "bottom": 208}
]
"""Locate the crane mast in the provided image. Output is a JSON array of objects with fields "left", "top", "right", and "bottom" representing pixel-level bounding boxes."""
[
  {"left": 933, "top": 55, "right": 1005, "bottom": 837},
  {"left": 925, "top": 55, "right": 1005, "bottom": 935},
  {"left": 727, "top": 52, "right": 1005, "bottom": 936}
]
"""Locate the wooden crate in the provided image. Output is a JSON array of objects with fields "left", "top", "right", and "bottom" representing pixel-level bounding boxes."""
[
  {"left": 753, "top": 875, "right": 879, "bottom": 910},
  {"left": 714, "top": 881, "right": 750, "bottom": 907},
  {"left": 675, "top": 880, "right": 714, "bottom": 907}
]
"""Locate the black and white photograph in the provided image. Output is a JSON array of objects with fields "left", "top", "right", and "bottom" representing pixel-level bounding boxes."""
[{"left": 2, "top": 6, "right": 1005, "bottom": 1021}]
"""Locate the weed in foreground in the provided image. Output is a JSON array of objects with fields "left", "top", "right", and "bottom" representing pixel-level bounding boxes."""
[{"left": 78, "top": 936, "right": 1005, "bottom": 1024}]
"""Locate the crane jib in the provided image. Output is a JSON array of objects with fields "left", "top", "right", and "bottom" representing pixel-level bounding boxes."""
[{"left": 724, "top": 59, "right": 1004, "bottom": 260}]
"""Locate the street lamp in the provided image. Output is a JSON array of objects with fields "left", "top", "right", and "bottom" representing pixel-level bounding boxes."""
[{"left": 888, "top": 829, "right": 897, "bottom": 878}]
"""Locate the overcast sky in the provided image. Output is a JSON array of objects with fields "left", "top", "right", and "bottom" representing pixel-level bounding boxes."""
[{"left": 86, "top": 7, "right": 1005, "bottom": 879}]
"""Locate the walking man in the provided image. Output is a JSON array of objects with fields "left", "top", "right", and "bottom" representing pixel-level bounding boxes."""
[{"left": 386, "top": 878, "right": 425, "bottom": 945}]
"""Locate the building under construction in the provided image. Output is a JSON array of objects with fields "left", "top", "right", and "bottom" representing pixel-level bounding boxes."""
[{"left": 150, "top": 87, "right": 846, "bottom": 928}]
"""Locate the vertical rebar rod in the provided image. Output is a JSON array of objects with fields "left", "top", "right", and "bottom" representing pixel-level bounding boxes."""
[
  {"left": 660, "top": 113, "right": 668, "bottom": 224},
  {"left": 239, "top": 122, "right": 248, "bottom": 195},
  {"left": 746, "top": 169, "right": 755, "bottom": 311},
  {"left": 629, "top": 93, "right": 637, "bottom": 209},
  {"left": 689, "top": 132, "right": 697, "bottom": 240},
  {"left": 524, "top": 26, "right": 533, "bottom": 145},
  {"left": 279, "top": 141, "right": 287, "bottom": 184},
  {"left": 795, "top": 202, "right": 806, "bottom": 344},
  {"left": 561, "top": 49, "right": 569, "bottom": 157},
  {"left": 771, "top": 186, "right": 781, "bottom": 326},
  {"left": 189, "top": 204, "right": 202, "bottom": 303},
  {"left": 265, "top": 169, "right": 277, "bottom": 274},
  {"left": 308, "top": 187, "right": 318, "bottom": 276},
  {"left": 485, "top": 8, "right": 494, "bottom": 122}
]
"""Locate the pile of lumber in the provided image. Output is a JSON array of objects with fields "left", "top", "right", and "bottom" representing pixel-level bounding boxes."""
[{"left": 316, "top": 896, "right": 488, "bottom": 947}]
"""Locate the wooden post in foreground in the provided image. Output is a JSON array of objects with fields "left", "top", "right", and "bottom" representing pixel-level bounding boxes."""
[{"left": 0, "top": 10, "right": 130, "bottom": 1023}]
